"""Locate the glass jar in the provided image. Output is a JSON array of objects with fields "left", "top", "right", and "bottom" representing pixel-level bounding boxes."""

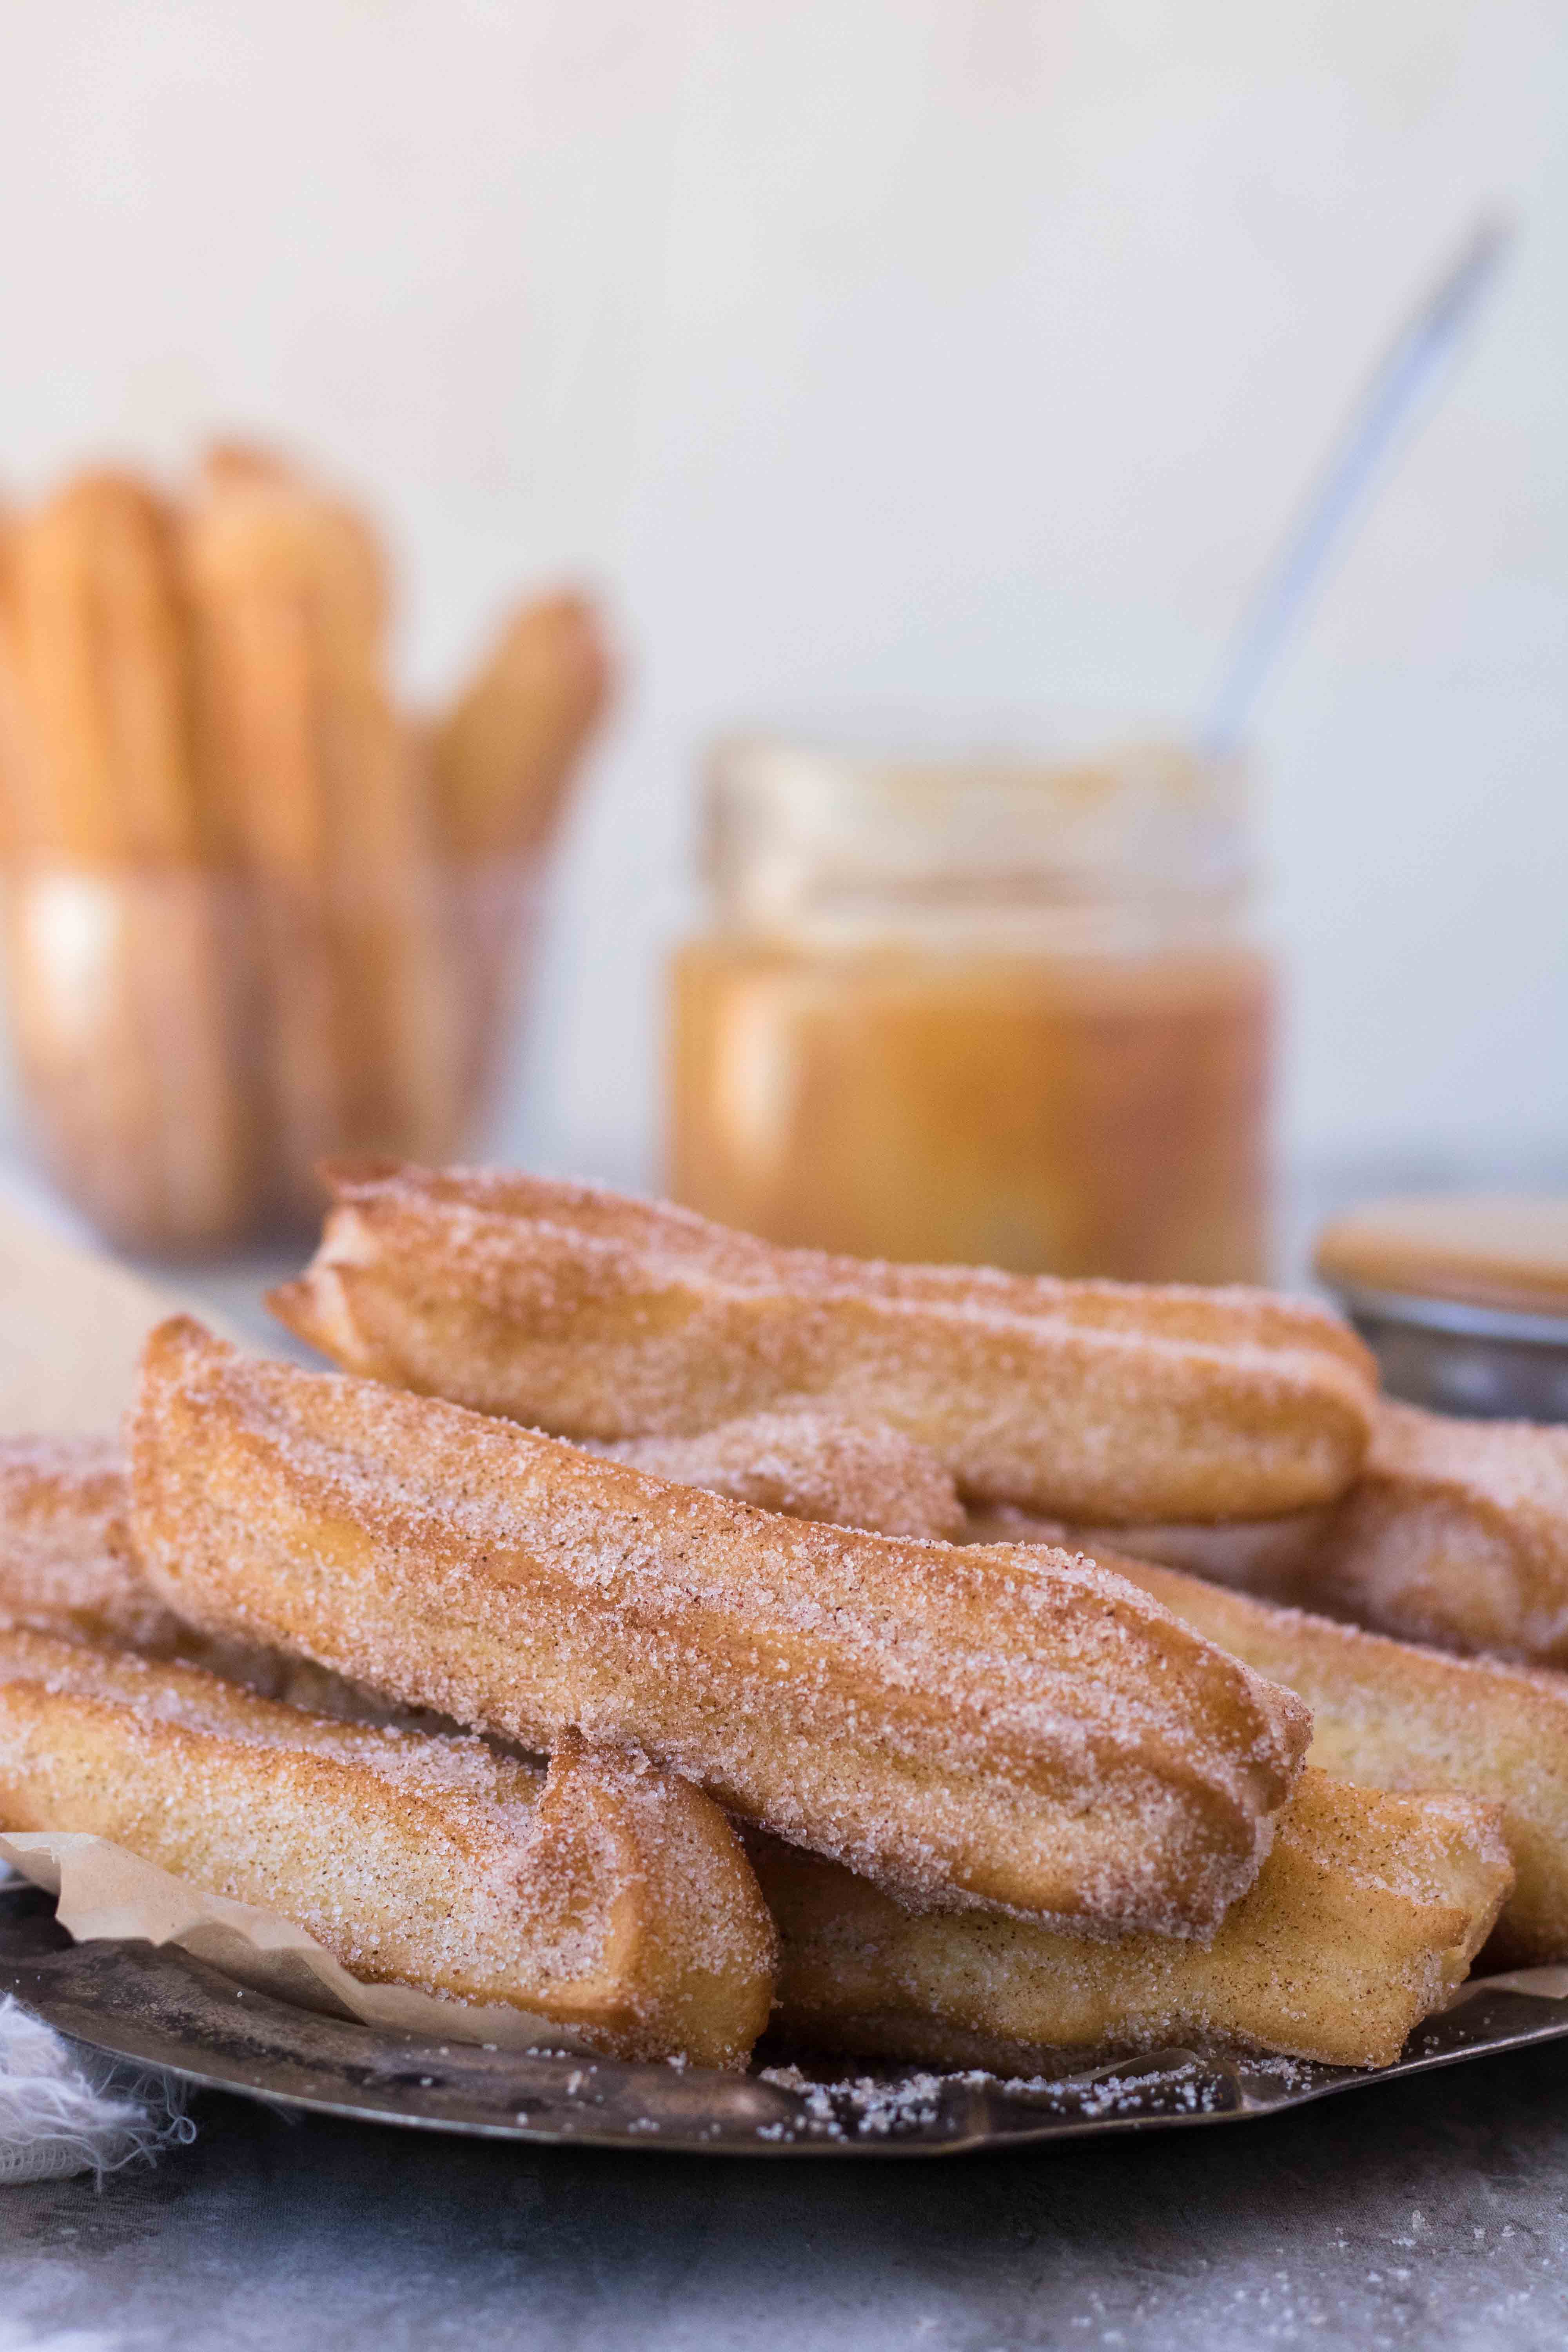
[{"left": 666, "top": 731, "right": 1274, "bottom": 1283}]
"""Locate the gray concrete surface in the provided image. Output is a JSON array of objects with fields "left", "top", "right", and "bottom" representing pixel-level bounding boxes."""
[{"left": 6, "top": 2041, "right": 1568, "bottom": 2350}]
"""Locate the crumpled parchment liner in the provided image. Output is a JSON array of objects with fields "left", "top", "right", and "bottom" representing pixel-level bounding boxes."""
[
  {"left": 0, "top": 1832, "right": 601, "bottom": 2056},
  {"left": 7, "top": 1829, "right": 1568, "bottom": 2073}
]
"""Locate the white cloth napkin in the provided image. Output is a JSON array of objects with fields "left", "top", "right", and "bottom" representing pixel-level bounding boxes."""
[{"left": 0, "top": 1993, "right": 194, "bottom": 2185}]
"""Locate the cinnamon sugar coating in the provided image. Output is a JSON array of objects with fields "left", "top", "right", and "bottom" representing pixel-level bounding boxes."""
[
  {"left": 1058, "top": 1399, "right": 1568, "bottom": 1668},
  {"left": 0, "top": 1434, "right": 425, "bottom": 1725},
  {"left": 0, "top": 1625, "right": 776, "bottom": 2068},
  {"left": 591, "top": 1411, "right": 964, "bottom": 1541},
  {"left": 1068, "top": 1546, "right": 1568, "bottom": 1967},
  {"left": 129, "top": 1319, "right": 1311, "bottom": 1938},
  {"left": 0, "top": 1435, "right": 167, "bottom": 1650},
  {"left": 756, "top": 1768, "right": 1512, "bottom": 2072},
  {"left": 267, "top": 1161, "right": 1377, "bottom": 1524}
]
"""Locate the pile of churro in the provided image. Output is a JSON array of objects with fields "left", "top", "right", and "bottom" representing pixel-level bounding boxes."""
[
  {"left": 11, "top": 1165, "right": 1568, "bottom": 2078},
  {"left": 0, "top": 455, "right": 609, "bottom": 1250}
]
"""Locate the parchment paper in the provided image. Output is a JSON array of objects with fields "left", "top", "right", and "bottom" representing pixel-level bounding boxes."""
[
  {"left": 7, "top": 1829, "right": 1568, "bottom": 2071},
  {"left": 0, "top": 1832, "right": 601, "bottom": 2055},
  {"left": 0, "top": 1188, "right": 247, "bottom": 1436}
]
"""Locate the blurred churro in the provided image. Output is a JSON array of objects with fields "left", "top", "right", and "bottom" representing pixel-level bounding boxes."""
[
  {"left": 0, "top": 474, "right": 258, "bottom": 1247},
  {"left": 270, "top": 1162, "right": 1378, "bottom": 1524},
  {"left": 0, "top": 1625, "right": 776, "bottom": 2068},
  {"left": 130, "top": 1317, "right": 1311, "bottom": 1937},
  {"left": 755, "top": 1768, "right": 1511, "bottom": 2073},
  {"left": 430, "top": 591, "right": 608, "bottom": 858},
  {"left": 0, "top": 1435, "right": 163, "bottom": 1650},
  {"left": 5, "top": 472, "right": 207, "bottom": 864},
  {"left": 184, "top": 467, "right": 461, "bottom": 1205}
]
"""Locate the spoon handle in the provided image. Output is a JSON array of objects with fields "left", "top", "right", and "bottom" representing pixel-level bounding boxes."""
[{"left": 1205, "top": 216, "right": 1512, "bottom": 757}]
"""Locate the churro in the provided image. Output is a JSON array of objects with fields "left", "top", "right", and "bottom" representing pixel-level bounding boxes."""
[
  {"left": 269, "top": 1163, "right": 1377, "bottom": 1524},
  {"left": 0, "top": 1434, "right": 440, "bottom": 1726},
  {"left": 590, "top": 1410, "right": 964, "bottom": 1540},
  {"left": 0, "top": 1434, "right": 167, "bottom": 1650},
  {"left": 755, "top": 1768, "right": 1510, "bottom": 2072},
  {"left": 130, "top": 1317, "right": 1311, "bottom": 1936},
  {"left": 429, "top": 591, "right": 608, "bottom": 858},
  {"left": 0, "top": 476, "right": 259, "bottom": 1247},
  {"left": 0, "top": 1625, "right": 775, "bottom": 2068},
  {"left": 6, "top": 473, "right": 207, "bottom": 864},
  {"left": 1056, "top": 1399, "right": 1568, "bottom": 1668},
  {"left": 31, "top": 1417, "right": 1557, "bottom": 1969},
  {"left": 1085, "top": 1547, "right": 1568, "bottom": 1965},
  {"left": 183, "top": 467, "right": 461, "bottom": 1205}
]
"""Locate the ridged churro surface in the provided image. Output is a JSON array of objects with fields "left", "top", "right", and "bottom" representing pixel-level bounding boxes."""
[
  {"left": 756, "top": 1767, "right": 1511, "bottom": 2072},
  {"left": 1060, "top": 1400, "right": 1568, "bottom": 1667},
  {"left": 0, "top": 1434, "right": 445, "bottom": 1727},
  {"left": 269, "top": 1162, "right": 1377, "bottom": 1524},
  {"left": 0, "top": 1625, "right": 775, "bottom": 2068},
  {"left": 130, "top": 1318, "right": 1311, "bottom": 1937},
  {"left": 592, "top": 1411, "right": 964, "bottom": 1540},
  {"left": 1093, "top": 1548, "right": 1568, "bottom": 1967}
]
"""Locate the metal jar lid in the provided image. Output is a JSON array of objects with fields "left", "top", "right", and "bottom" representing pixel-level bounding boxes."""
[{"left": 1314, "top": 1198, "right": 1568, "bottom": 1423}]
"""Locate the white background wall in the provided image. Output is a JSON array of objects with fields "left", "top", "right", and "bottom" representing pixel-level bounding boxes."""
[{"left": 0, "top": 0, "right": 1563, "bottom": 1194}]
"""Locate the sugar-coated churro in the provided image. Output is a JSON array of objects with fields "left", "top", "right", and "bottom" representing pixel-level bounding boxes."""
[
  {"left": 1055, "top": 1399, "right": 1568, "bottom": 1668},
  {"left": 0, "top": 1434, "right": 444, "bottom": 1727},
  {"left": 0, "top": 1624, "right": 776, "bottom": 2068},
  {"left": 590, "top": 1410, "right": 964, "bottom": 1540},
  {"left": 269, "top": 1163, "right": 1378, "bottom": 1524},
  {"left": 130, "top": 1318, "right": 1311, "bottom": 1937},
  {"left": 183, "top": 468, "right": 462, "bottom": 1206},
  {"left": 429, "top": 591, "right": 609, "bottom": 858},
  {"left": 6, "top": 473, "right": 209, "bottom": 864},
  {"left": 1082, "top": 1546, "right": 1568, "bottom": 1966},
  {"left": 0, "top": 1435, "right": 167, "bottom": 1650},
  {"left": 755, "top": 1767, "right": 1511, "bottom": 2072},
  {"left": 0, "top": 476, "right": 259, "bottom": 1247}
]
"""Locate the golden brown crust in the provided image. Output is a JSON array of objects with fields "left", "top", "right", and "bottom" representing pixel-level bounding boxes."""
[
  {"left": 0, "top": 1434, "right": 440, "bottom": 1724},
  {"left": 1319, "top": 1401, "right": 1568, "bottom": 1661},
  {"left": 0, "top": 1435, "right": 167, "bottom": 1649},
  {"left": 1061, "top": 1400, "right": 1568, "bottom": 1668},
  {"left": 755, "top": 1768, "right": 1512, "bottom": 2072},
  {"left": 1078, "top": 1546, "right": 1568, "bottom": 1966},
  {"left": 592, "top": 1410, "right": 964, "bottom": 1541},
  {"left": 0, "top": 1624, "right": 776, "bottom": 2069},
  {"left": 129, "top": 1318, "right": 1311, "bottom": 1938},
  {"left": 5, "top": 473, "right": 209, "bottom": 865},
  {"left": 268, "top": 1162, "right": 1377, "bottom": 1523},
  {"left": 0, "top": 476, "right": 260, "bottom": 1248},
  {"left": 182, "top": 472, "right": 461, "bottom": 1210},
  {"left": 428, "top": 591, "right": 610, "bottom": 858}
]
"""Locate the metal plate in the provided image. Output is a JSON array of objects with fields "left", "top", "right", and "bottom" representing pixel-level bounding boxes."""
[{"left": 9, "top": 1883, "right": 1568, "bottom": 2159}]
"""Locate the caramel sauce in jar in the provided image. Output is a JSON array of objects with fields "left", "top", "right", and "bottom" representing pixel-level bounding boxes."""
[{"left": 665, "top": 735, "right": 1275, "bottom": 1283}]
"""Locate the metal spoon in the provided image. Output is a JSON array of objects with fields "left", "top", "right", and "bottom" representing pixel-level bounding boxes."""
[{"left": 1205, "top": 215, "right": 1514, "bottom": 757}]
